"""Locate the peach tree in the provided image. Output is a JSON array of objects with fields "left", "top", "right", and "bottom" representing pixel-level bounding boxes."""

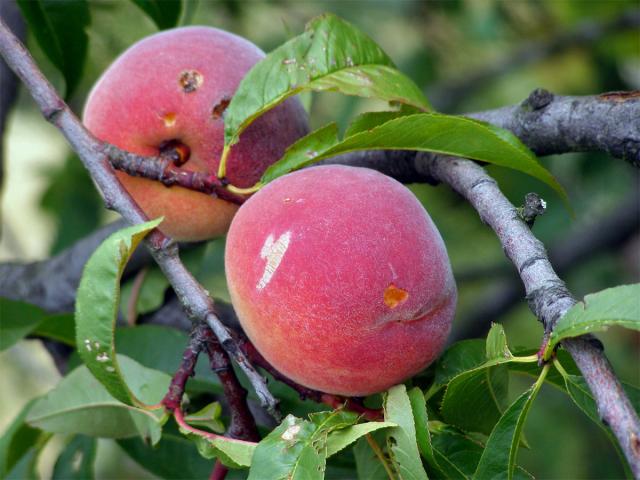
[{"left": 0, "top": 2, "right": 638, "bottom": 479}]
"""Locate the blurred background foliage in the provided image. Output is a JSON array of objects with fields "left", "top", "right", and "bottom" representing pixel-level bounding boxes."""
[{"left": 1, "top": 0, "right": 638, "bottom": 478}]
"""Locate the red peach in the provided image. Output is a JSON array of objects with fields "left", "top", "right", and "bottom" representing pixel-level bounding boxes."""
[
  {"left": 225, "top": 165, "right": 457, "bottom": 396},
  {"left": 83, "top": 26, "right": 308, "bottom": 241}
]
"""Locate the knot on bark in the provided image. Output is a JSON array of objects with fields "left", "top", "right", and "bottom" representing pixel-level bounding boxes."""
[
  {"left": 522, "top": 88, "right": 554, "bottom": 111},
  {"left": 526, "top": 280, "right": 573, "bottom": 331},
  {"left": 519, "top": 192, "right": 547, "bottom": 227}
]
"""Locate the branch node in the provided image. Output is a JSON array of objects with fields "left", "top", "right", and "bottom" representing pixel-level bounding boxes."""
[
  {"left": 522, "top": 88, "right": 554, "bottom": 111},
  {"left": 518, "top": 192, "right": 546, "bottom": 227}
]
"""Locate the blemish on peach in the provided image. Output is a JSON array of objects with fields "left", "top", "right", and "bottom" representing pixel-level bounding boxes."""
[
  {"left": 384, "top": 283, "right": 409, "bottom": 308},
  {"left": 211, "top": 97, "right": 231, "bottom": 119},
  {"left": 179, "top": 70, "right": 203, "bottom": 93},
  {"left": 257, "top": 231, "right": 291, "bottom": 290},
  {"left": 162, "top": 112, "right": 176, "bottom": 127}
]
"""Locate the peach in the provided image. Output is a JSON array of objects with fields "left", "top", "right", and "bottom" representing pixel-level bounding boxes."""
[
  {"left": 83, "top": 26, "right": 308, "bottom": 241},
  {"left": 225, "top": 165, "right": 457, "bottom": 396}
]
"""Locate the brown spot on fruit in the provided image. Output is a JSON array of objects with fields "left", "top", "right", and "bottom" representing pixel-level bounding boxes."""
[
  {"left": 162, "top": 112, "right": 176, "bottom": 127},
  {"left": 159, "top": 139, "right": 191, "bottom": 166},
  {"left": 179, "top": 70, "right": 203, "bottom": 93},
  {"left": 384, "top": 284, "right": 409, "bottom": 308},
  {"left": 212, "top": 97, "right": 231, "bottom": 119}
]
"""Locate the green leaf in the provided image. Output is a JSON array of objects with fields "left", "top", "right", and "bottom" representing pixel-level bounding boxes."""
[
  {"left": 261, "top": 122, "right": 339, "bottom": 184},
  {"left": 440, "top": 363, "right": 509, "bottom": 436},
  {"left": 32, "top": 314, "right": 76, "bottom": 346},
  {"left": 75, "top": 219, "right": 162, "bottom": 406},
  {"left": 261, "top": 113, "right": 566, "bottom": 203},
  {"left": 52, "top": 435, "right": 96, "bottom": 480},
  {"left": 473, "top": 367, "right": 549, "bottom": 480},
  {"left": 383, "top": 385, "right": 428, "bottom": 480},
  {"left": 130, "top": 0, "right": 182, "bottom": 30},
  {"left": 555, "top": 364, "right": 637, "bottom": 479},
  {"left": 184, "top": 402, "right": 225, "bottom": 434},
  {"left": 16, "top": 0, "right": 89, "bottom": 97},
  {"left": 180, "top": 429, "right": 256, "bottom": 469},
  {"left": 486, "top": 323, "right": 513, "bottom": 361},
  {"left": 224, "top": 13, "right": 429, "bottom": 147},
  {"left": 26, "top": 356, "right": 169, "bottom": 444},
  {"left": 0, "top": 300, "right": 46, "bottom": 351},
  {"left": 120, "top": 265, "right": 170, "bottom": 318},
  {"left": 429, "top": 424, "right": 484, "bottom": 479},
  {"left": 353, "top": 432, "right": 390, "bottom": 480},
  {"left": 325, "top": 421, "right": 395, "bottom": 458},
  {"left": 430, "top": 340, "right": 486, "bottom": 394},
  {"left": 0, "top": 300, "right": 76, "bottom": 349},
  {"left": 408, "top": 387, "right": 440, "bottom": 474},
  {"left": 548, "top": 284, "right": 640, "bottom": 351},
  {"left": 117, "top": 432, "right": 214, "bottom": 479},
  {"left": 247, "top": 411, "right": 361, "bottom": 479},
  {"left": 0, "top": 400, "right": 42, "bottom": 477}
]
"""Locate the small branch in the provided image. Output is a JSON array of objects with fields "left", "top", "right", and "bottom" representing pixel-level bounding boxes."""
[
  {"left": 429, "top": 8, "right": 640, "bottom": 112},
  {"left": 210, "top": 461, "right": 228, "bottom": 480},
  {"left": 105, "top": 144, "right": 245, "bottom": 205},
  {"left": 453, "top": 185, "right": 640, "bottom": 341},
  {"left": 162, "top": 323, "right": 209, "bottom": 412},
  {"left": 0, "top": 17, "right": 278, "bottom": 418},
  {"left": 420, "top": 153, "right": 640, "bottom": 476},
  {"left": 204, "top": 328, "right": 261, "bottom": 441},
  {"left": 469, "top": 89, "right": 640, "bottom": 165}
]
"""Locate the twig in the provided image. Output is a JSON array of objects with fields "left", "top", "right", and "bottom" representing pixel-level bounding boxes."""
[
  {"left": 204, "top": 328, "right": 262, "bottom": 440},
  {"left": 429, "top": 8, "right": 640, "bottom": 112},
  {"left": 420, "top": 153, "right": 640, "bottom": 476},
  {"left": 452, "top": 185, "right": 640, "bottom": 341},
  {"left": 0, "top": 17, "right": 278, "bottom": 418},
  {"left": 162, "top": 323, "right": 209, "bottom": 412},
  {"left": 105, "top": 144, "right": 245, "bottom": 205},
  {"left": 210, "top": 461, "right": 228, "bottom": 480},
  {"left": 126, "top": 267, "right": 147, "bottom": 326},
  {"left": 0, "top": 0, "right": 24, "bottom": 185}
]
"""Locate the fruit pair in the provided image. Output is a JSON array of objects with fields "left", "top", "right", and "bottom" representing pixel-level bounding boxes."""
[{"left": 84, "top": 26, "right": 456, "bottom": 396}]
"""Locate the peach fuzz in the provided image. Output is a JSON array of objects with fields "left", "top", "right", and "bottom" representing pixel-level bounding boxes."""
[
  {"left": 225, "top": 165, "right": 457, "bottom": 396},
  {"left": 83, "top": 26, "right": 308, "bottom": 241}
]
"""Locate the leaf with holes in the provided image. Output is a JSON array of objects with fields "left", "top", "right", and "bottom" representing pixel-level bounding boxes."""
[
  {"left": 247, "top": 411, "right": 361, "bottom": 479},
  {"left": 75, "top": 219, "right": 162, "bottom": 406}
]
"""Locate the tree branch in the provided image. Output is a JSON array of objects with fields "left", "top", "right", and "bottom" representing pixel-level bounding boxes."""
[
  {"left": 0, "top": 17, "right": 279, "bottom": 418},
  {"left": 469, "top": 89, "right": 640, "bottom": 165},
  {"left": 105, "top": 90, "right": 639, "bottom": 194},
  {"left": 419, "top": 153, "right": 640, "bottom": 476}
]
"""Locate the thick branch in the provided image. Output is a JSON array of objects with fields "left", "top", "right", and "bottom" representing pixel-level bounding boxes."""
[
  {"left": 453, "top": 185, "right": 640, "bottom": 340},
  {"left": 469, "top": 89, "right": 640, "bottom": 165},
  {"left": 420, "top": 153, "right": 640, "bottom": 476},
  {"left": 0, "top": 18, "right": 278, "bottom": 418}
]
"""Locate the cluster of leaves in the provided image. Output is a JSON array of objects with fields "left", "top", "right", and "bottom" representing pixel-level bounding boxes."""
[
  {"left": 2, "top": 221, "right": 638, "bottom": 479},
  {"left": 3, "top": 2, "right": 639, "bottom": 479}
]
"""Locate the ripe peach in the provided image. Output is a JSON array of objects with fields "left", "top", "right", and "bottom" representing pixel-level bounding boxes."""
[
  {"left": 225, "top": 165, "right": 457, "bottom": 396},
  {"left": 83, "top": 26, "right": 308, "bottom": 241}
]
